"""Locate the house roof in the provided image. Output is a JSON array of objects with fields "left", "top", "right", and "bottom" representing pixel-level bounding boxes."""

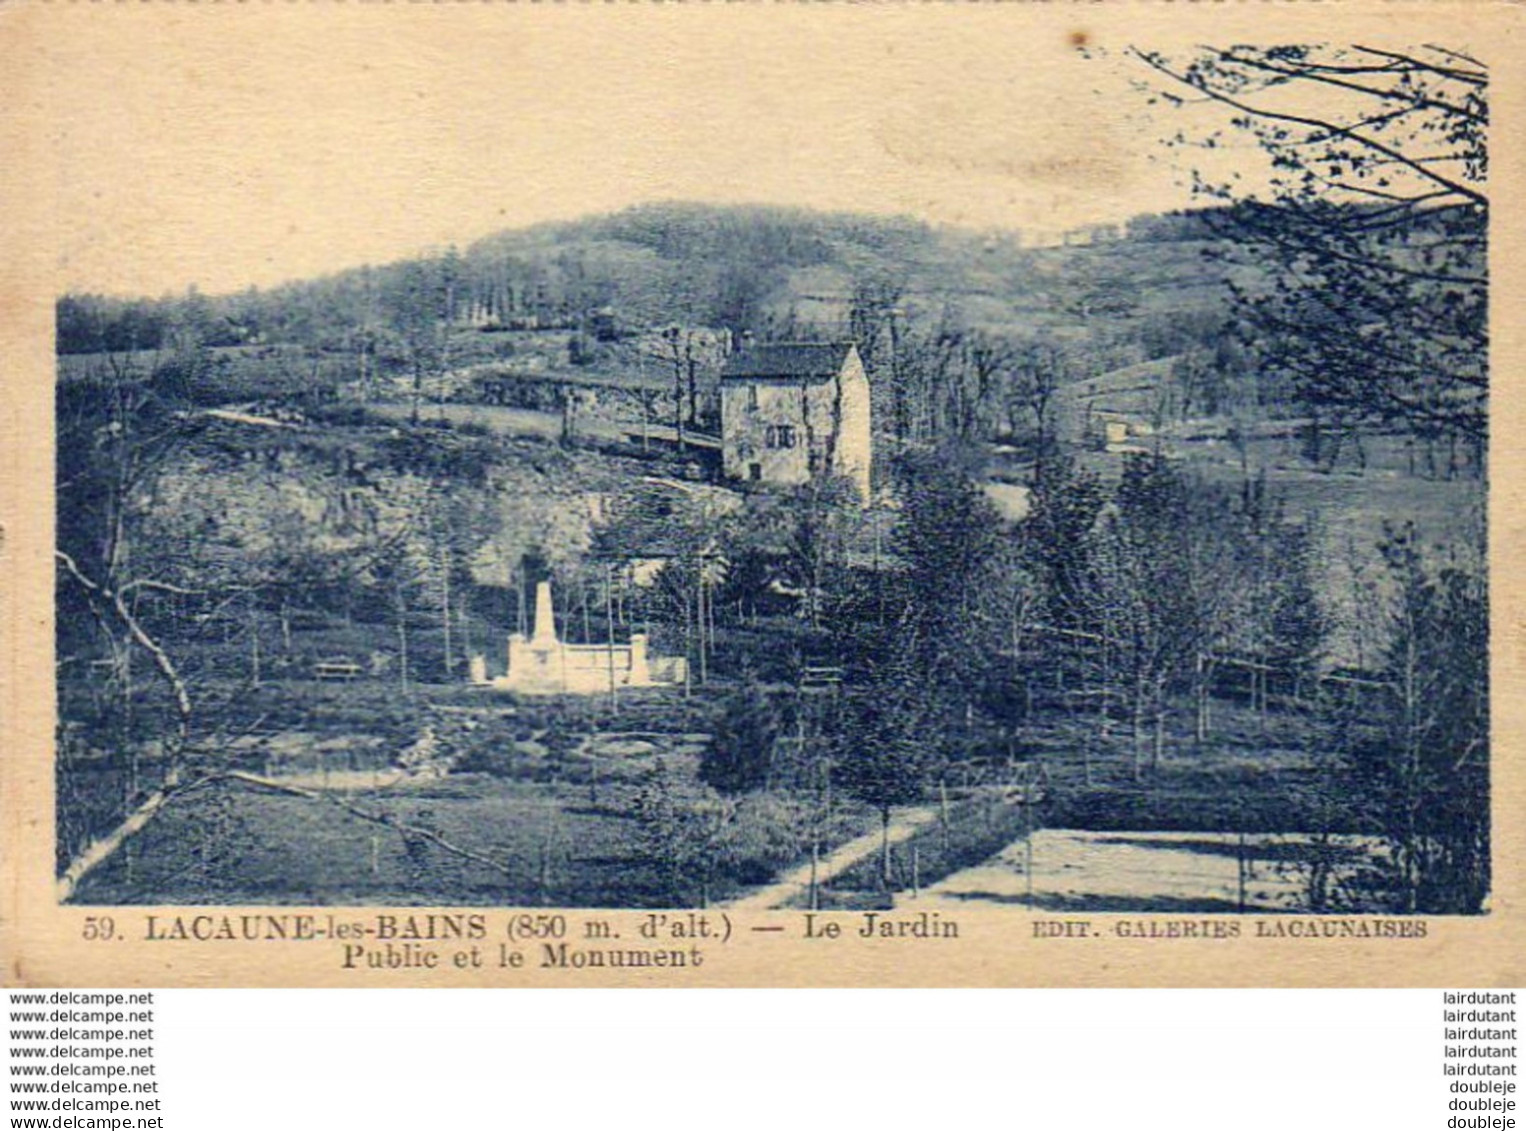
[{"left": 721, "top": 341, "right": 857, "bottom": 382}]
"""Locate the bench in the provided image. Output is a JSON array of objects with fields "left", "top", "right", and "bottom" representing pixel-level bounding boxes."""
[{"left": 313, "top": 658, "right": 362, "bottom": 681}]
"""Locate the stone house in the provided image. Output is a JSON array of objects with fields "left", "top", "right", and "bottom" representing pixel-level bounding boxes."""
[{"left": 719, "top": 342, "right": 872, "bottom": 500}]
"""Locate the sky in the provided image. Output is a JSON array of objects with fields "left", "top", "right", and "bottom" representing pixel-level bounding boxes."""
[{"left": 9, "top": 5, "right": 1429, "bottom": 298}]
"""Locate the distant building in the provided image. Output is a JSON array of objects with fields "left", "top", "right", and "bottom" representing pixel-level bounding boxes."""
[
  {"left": 719, "top": 341, "right": 872, "bottom": 500},
  {"left": 471, "top": 581, "right": 687, "bottom": 695},
  {"left": 1087, "top": 410, "right": 1157, "bottom": 453}
]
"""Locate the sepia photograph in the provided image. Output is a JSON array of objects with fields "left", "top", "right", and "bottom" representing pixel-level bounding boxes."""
[{"left": 4, "top": 2, "right": 1519, "bottom": 986}]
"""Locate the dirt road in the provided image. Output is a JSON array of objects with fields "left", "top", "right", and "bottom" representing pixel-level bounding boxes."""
[{"left": 724, "top": 806, "right": 941, "bottom": 911}]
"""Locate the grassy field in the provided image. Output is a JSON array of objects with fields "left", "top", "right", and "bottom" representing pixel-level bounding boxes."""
[
  {"left": 74, "top": 767, "right": 878, "bottom": 908},
  {"left": 76, "top": 773, "right": 669, "bottom": 906},
  {"left": 66, "top": 674, "right": 881, "bottom": 907}
]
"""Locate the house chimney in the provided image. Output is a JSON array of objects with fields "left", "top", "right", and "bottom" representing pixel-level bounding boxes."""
[{"left": 531, "top": 580, "right": 559, "bottom": 647}]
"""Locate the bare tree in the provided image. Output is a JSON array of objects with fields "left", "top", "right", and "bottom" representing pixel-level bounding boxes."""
[
  {"left": 1084, "top": 455, "right": 1239, "bottom": 777},
  {"left": 1133, "top": 44, "right": 1487, "bottom": 465},
  {"left": 383, "top": 257, "right": 450, "bottom": 424}
]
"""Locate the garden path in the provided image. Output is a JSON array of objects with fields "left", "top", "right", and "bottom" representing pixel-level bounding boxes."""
[{"left": 723, "top": 805, "right": 941, "bottom": 911}]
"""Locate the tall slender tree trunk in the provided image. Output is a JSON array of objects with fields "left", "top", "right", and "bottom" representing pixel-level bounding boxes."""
[
  {"left": 672, "top": 350, "right": 686, "bottom": 454},
  {"left": 605, "top": 564, "right": 618, "bottom": 714},
  {"left": 686, "top": 348, "right": 699, "bottom": 431},
  {"left": 397, "top": 605, "right": 410, "bottom": 692},
  {"left": 516, "top": 562, "right": 527, "bottom": 637},
  {"left": 440, "top": 543, "right": 453, "bottom": 678},
  {"left": 1195, "top": 653, "right": 1210, "bottom": 744},
  {"left": 249, "top": 610, "right": 261, "bottom": 687},
  {"left": 682, "top": 588, "right": 692, "bottom": 699},
  {"left": 1131, "top": 684, "right": 1146, "bottom": 782},
  {"left": 697, "top": 573, "right": 708, "bottom": 685}
]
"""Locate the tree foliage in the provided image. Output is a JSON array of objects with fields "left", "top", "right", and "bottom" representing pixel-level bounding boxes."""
[
  {"left": 630, "top": 759, "right": 739, "bottom": 907},
  {"left": 1373, "top": 524, "right": 1489, "bottom": 913},
  {"left": 700, "top": 676, "right": 782, "bottom": 796}
]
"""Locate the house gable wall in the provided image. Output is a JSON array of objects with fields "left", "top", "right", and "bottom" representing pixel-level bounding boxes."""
[
  {"left": 721, "top": 378, "right": 815, "bottom": 487},
  {"left": 832, "top": 350, "right": 872, "bottom": 498}
]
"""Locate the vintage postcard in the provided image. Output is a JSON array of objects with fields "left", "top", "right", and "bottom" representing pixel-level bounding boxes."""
[{"left": 1, "top": 1, "right": 1521, "bottom": 987}]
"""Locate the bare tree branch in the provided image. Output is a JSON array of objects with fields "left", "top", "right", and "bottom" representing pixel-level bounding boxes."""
[
  {"left": 223, "top": 772, "right": 516, "bottom": 878},
  {"left": 1130, "top": 48, "right": 1487, "bottom": 207},
  {"left": 55, "top": 550, "right": 193, "bottom": 742}
]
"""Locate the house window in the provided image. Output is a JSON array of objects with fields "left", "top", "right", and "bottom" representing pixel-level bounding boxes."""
[
  {"left": 749, "top": 463, "right": 762, "bottom": 481},
  {"left": 747, "top": 383, "right": 759, "bottom": 410},
  {"left": 765, "top": 424, "right": 797, "bottom": 450}
]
